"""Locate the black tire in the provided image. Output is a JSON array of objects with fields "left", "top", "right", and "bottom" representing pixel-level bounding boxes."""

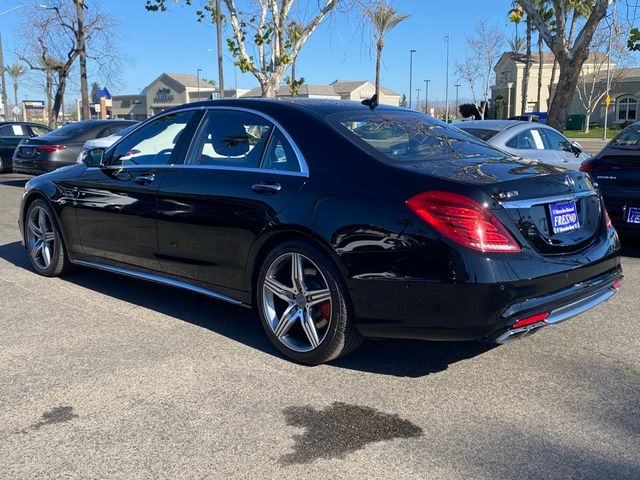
[
  {"left": 256, "top": 240, "right": 363, "bottom": 365},
  {"left": 0, "top": 154, "right": 10, "bottom": 173},
  {"left": 24, "top": 198, "right": 72, "bottom": 277}
]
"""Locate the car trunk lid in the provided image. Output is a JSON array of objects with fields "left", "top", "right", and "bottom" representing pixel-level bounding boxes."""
[{"left": 404, "top": 157, "right": 603, "bottom": 254}]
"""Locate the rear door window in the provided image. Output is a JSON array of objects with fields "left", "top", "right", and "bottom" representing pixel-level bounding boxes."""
[
  {"left": 0, "top": 124, "right": 29, "bottom": 136},
  {"left": 505, "top": 129, "right": 545, "bottom": 150},
  {"left": 185, "top": 110, "right": 273, "bottom": 168}
]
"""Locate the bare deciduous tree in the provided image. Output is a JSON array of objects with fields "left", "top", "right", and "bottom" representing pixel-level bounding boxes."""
[
  {"left": 518, "top": 0, "right": 611, "bottom": 131},
  {"left": 17, "top": 1, "right": 120, "bottom": 127},
  {"left": 576, "top": 29, "right": 630, "bottom": 133},
  {"left": 456, "top": 20, "right": 503, "bottom": 120}
]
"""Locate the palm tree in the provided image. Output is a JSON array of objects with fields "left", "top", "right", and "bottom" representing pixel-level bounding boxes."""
[
  {"left": 508, "top": 36, "right": 526, "bottom": 53},
  {"left": 6, "top": 63, "right": 26, "bottom": 118},
  {"left": 364, "top": 2, "right": 410, "bottom": 99}
]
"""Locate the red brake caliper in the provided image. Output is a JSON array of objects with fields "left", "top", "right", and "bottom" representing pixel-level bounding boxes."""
[{"left": 320, "top": 301, "right": 331, "bottom": 320}]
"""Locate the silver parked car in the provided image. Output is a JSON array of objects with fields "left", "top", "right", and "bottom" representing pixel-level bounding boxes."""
[{"left": 457, "top": 120, "right": 590, "bottom": 170}]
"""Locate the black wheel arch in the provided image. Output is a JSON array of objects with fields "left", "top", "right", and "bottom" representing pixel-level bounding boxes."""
[{"left": 245, "top": 225, "right": 349, "bottom": 302}]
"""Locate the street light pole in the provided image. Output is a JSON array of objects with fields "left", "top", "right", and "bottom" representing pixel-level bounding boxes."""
[
  {"left": 454, "top": 84, "right": 460, "bottom": 119},
  {"left": 416, "top": 88, "right": 421, "bottom": 112},
  {"left": 409, "top": 49, "right": 416, "bottom": 110},
  {"left": 215, "top": 0, "right": 224, "bottom": 99},
  {"left": 444, "top": 35, "right": 450, "bottom": 122},
  {"left": 197, "top": 68, "right": 202, "bottom": 100},
  {"left": 424, "top": 79, "right": 430, "bottom": 114},
  {"left": 507, "top": 82, "right": 514, "bottom": 120}
]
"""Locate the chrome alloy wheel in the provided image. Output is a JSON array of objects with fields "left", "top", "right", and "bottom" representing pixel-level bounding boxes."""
[
  {"left": 26, "top": 205, "right": 56, "bottom": 270},
  {"left": 262, "top": 252, "right": 333, "bottom": 353}
]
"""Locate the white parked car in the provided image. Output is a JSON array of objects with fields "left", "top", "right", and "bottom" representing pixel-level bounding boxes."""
[
  {"left": 79, "top": 124, "right": 138, "bottom": 160},
  {"left": 456, "top": 120, "right": 590, "bottom": 170}
]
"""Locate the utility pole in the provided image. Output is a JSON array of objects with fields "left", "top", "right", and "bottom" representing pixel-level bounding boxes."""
[
  {"left": 409, "top": 49, "right": 416, "bottom": 110},
  {"left": 0, "top": 34, "right": 7, "bottom": 121},
  {"left": 215, "top": 0, "right": 224, "bottom": 99},
  {"left": 424, "top": 79, "right": 430, "bottom": 114},
  {"left": 444, "top": 35, "right": 450, "bottom": 122},
  {"left": 454, "top": 84, "right": 460, "bottom": 119},
  {"left": 75, "top": 0, "right": 90, "bottom": 120}
]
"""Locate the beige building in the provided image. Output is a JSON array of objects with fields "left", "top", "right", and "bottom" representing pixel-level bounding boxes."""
[
  {"left": 111, "top": 74, "right": 400, "bottom": 120},
  {"left": 490, "top": 52, "right": 615, "bottom": 119},
  {"left": 243, "top": 80, "right": 400, "bottom": 105},
  {"left": 112, "top": 73, "right": 219, "bottom": 120}
]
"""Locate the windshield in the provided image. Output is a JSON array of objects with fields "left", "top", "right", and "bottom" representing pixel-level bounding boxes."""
[
  {"left": 48, "top": 122, "right": 94, "bottom": 138},
  {"left": 330, "top": 111, "right": 509, "bottom": 163},
  {"left": 609, "top": 126, "right": 640, "bottom": 149},
  {"left": 457, "top": 127, "right": 501, "bottom": 141}
]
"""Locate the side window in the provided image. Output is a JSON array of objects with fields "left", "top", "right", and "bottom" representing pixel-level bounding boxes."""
[
  {"left": 541, "top": 129, "right": 571, "bottom": 151},
  {"left": 506, "top": 129, "right": 545, "bottom": 150},
  {"left": 0, "top": 124, "right": 28, "bottom": 136},
  {"left": 186, "top": 110, "right": 272, "bottom": 168},
  {"left": 109, "top": 111, "right": 194, "bottom": 166},
  {"left": 261, "top": 130, "right": 300, "bottom": 172},
  {"left": 30, "top": 125, "right": 50, "bottom": 136}
]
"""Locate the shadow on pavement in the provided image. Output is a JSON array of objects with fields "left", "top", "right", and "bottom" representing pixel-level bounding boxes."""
[
  {"left": 0, "top": 240, "right": 493, "bottom": 377},
  {"left": 0, "top": 178, "right": 29, "bottom": 188},
  {"left": 619, "top": 233, "right": 640, "bottom": 258}
]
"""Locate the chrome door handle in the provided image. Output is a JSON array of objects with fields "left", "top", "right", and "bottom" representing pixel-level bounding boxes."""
[
  {"left": 252, "top": 182, "right": 282, "bottom": 194},
  {"left": 133, "top": 173, "right": 155, "bottom": 185}
]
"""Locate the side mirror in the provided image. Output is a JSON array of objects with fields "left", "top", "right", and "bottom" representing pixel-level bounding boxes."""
[
  {"left": 571, "top": 141, "right": 583, "bottom": 157},
  {"left": 81, "top": 147, "right": 105, "bottom": 167}
]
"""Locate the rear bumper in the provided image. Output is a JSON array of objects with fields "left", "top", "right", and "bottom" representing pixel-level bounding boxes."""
[
  {"left": 352, "top": 256, "right": 622, "bottom": 342},
  {"left": 492, "top": 270, "right": 622, "bottom": 343}
]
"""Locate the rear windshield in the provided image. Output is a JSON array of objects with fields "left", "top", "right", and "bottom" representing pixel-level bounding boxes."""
[
  {"left": 609, "top": 126, "right": 640, "bottom": 149},
  {"left": 47, "top": 122, "right": 94, "bottom": 138},
  {"left": 457, "top": 127, "right": 500, "bottom": 141},
  {"left": 330, "top": 111, "right": 507, "bottom": 163}
]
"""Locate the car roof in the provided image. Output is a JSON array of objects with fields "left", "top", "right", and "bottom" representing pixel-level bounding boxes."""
[
  {"left": 456, "top": 120, "right": 534, "bottom": 132},
  {"left": 0, "top": 121, "right": 50, "bottom": 127},
  {"left": 164, "top": 97, "right": 405, "bottom": 117}
]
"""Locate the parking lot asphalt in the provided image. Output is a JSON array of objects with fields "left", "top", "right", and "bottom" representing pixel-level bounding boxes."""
[{"left": 0, "top": 173, "right": 639, "bottom": 480}]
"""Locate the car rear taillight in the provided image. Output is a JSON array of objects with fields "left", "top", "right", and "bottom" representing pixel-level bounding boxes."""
[
  {"left": 512, "top": 312, "right": 549, "bottom": 328},
  {"left": 604, "top": 209, "right": 613, "bottom": 229},
  {"left": 35, "top": 145, "right": 66, "bottom": 153},
  {"left": 406, "top": 191, "right": 521, "bottom": 253},
  {"left": 579, "top": 160, "right": 603, "bottom": 173}
]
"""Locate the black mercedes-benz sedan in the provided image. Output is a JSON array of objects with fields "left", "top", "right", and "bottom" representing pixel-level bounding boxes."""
[
  {"left": 580, "top": 122, "right": 640, "bottom": 233},
  {"left": 18, "top": 99, "right": 622, "bottom": 364},
  {"left": 13, "top": 119, "right": 137, "bottom": 175}
]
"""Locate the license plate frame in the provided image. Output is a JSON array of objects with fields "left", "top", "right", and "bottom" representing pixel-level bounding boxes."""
[
  {"left": 626, "top": 207, "right": 640, "bottom": 224},
  {"left": 19, "top": 147, "right": 36, "bottom": 159},
  {"left": 549, "top": 200, "right": 580, "bottom": 234}
]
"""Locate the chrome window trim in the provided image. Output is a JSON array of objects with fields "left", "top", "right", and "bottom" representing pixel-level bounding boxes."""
[
  {"left": 102, "top": 105, "right": 309, "bottom": 177},
  {"left": 194, "top": 106, "right": 309, "bottom": 176},
  {"left": 86, "top": 163, "right": 307, "bottom": 177},
  {"left": 501, "top": 190, "right": 596, "bottom": 209}
]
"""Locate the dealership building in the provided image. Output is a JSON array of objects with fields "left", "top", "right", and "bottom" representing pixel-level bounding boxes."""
[{"left": 110, "top": 73, "right": 400, "bottom": 120}]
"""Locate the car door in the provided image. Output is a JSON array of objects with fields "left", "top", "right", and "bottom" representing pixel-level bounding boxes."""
[
  {"left": 540, "top": 127, "right": 584, "bottom": 170},
  {"left": 0, "top": 124, "right": 30, "bottom": 170},
  {"left": 155, "top": 108, "right": 307, "bottom": 293},
  {"left": 73, "top": 109, "right": 199, "bottom": 270}
]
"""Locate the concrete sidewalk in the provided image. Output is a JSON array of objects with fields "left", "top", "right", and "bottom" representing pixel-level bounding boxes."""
[{"left": 567, "top": 137, "right": 608, "bottom": 156}]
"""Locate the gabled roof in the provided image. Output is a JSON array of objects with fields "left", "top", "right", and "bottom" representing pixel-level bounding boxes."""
[
  {"left": 164, "top": 73, "right": 217, "bottom": 89},
  {"left": 331, "top": 80, "right": 369, "bottom": 93},
  {"left": 244, "top": 84, "right": 341, "bottom": 98}
]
